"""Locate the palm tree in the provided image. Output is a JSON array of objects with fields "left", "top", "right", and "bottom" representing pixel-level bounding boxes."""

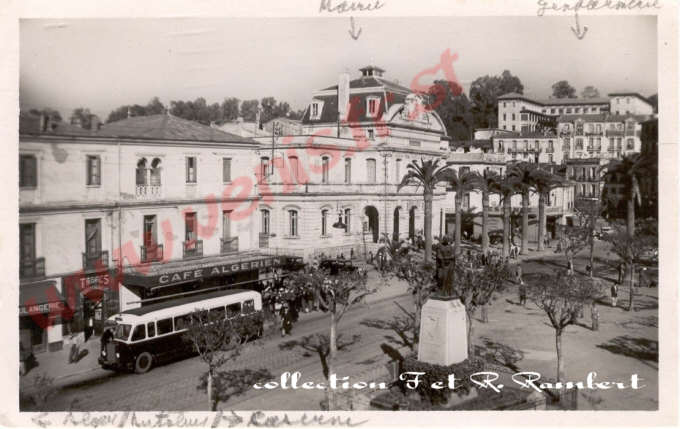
[
  {"left": 398, "top": 158, "right": 455, "bottom": 264},
  {"left": 488, "top": 173, "right": 519, "bottom": 259},
  {"left": 507, "top": 161, "right": 537, "bottom": 255},
  {"left": 448, "top": 168, "right": 482, "bottom": 255},
  {"left": 477, "top": 169, "right": 502, "bottom": 255},
  {"left": 601, "top": 153, "right": 650, "bottom": 237},
  {"left": 530, "top": 168, "right": 566, "bottom": 251}
]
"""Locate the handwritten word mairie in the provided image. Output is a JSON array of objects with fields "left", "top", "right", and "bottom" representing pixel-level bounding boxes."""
[{"left": 319, "top": 0, "right": 385, "bottom": 14}]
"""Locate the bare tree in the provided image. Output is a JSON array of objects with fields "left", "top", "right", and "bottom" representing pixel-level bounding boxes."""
[
  {"left": 527, "top": 271, "right": 603, "bottom": 382},
  {"left": 286, "top": 269, "right": 372, "bottom": 409},
  {"left": 604, "top": 226, "right": 657, "bottom": 312},
  {"left": 555, "top": 224, "right": 590, "bottom": 274},
  {"left": 449, "top": 259, "right": 512, "bottom": 357},
  {"left": 183, "top": 310, "right": 265, "bottom": 410}
]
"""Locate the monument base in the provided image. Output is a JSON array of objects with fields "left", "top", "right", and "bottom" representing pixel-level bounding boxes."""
[{"left": 417, "top": 297, "right": 468, "bottom": 366}]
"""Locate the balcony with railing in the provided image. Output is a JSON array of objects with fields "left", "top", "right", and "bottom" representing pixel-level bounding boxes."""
[
  {"left": 183, "top": 240, "right": 203, "bottom": 259},
  {"left": 135, "top": 185, "right": 162, "bottom": 199},
  {"left": 606, "top": 129, "right": 624, "bottom": 137},
  {"left": 220, "top": 237, "right": 239, "bottom": 254},
  {"left": 82, "top": 250, "right": 109, "bottom": 270},
  {"left": 141, "top": 244, "right": 163, "bottom": 263},
  {"left": 20, "top": 257, "right": 45, "bottom": 279}
]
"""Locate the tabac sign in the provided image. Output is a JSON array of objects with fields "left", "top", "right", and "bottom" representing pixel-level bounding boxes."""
[{"left": 124, "top": 256, "right": 283, "bottom": 289}]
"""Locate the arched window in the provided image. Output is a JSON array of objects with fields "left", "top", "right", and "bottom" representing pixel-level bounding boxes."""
[
  {"left": 261, "top": 209, "right": 270, "bottom": 235},
  {"left": 150, "top": 158, "right": 162, "bottom": 186},
  {"left": 321, "top": 209, "right": 328, "bottom": 236},
  {"left": 343, "top": 208, "right": 351, "bottom": 234},
  {"left": 366, "top": 159, "right": 376, "bottom": 183},
  {"left": 626, "top": 138, "right": 634, "bottom": 150},
  {"left": 321, "top": 156, "right": 329, "bottom": 184},
  {"left": 136, "top": 158, "right": 147, "bottom": 185},
  {"left": 344, "top": 158, "right": 351, "bottom": 184},
  {"left": 289, "top": 210, "right": 298, "bottom": 237}
]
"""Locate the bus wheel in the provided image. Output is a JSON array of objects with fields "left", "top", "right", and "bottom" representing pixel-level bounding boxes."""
[{"left": 134, "top": 352, "right": 153, "bottom": 374}]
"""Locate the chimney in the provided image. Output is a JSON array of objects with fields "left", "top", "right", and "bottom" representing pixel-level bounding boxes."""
[{"left": 338, "top": 72, "right": 350, "bottom": 122}]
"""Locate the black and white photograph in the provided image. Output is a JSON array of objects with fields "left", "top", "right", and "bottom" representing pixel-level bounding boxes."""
[{"left": 3, "top": 1, "right": 678, "bottom": 426}]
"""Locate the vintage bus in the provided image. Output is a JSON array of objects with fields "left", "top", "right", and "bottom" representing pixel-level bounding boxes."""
[{"left": 98, "top": 289, "right": 263, "bottom": 373}]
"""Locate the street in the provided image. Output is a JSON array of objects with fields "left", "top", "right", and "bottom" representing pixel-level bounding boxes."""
[{"left": 20, "top": 239, "right": 659, "bottom": 411}]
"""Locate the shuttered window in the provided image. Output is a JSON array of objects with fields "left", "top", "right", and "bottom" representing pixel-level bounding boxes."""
[{"left": 19, "top": 155, "right": 37, "bottom": 187}]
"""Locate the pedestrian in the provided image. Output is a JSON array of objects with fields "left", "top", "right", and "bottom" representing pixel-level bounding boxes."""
[
  {"left": 519, "top": 283, "right": 527, "bottom": 307},
  {"left": 610, "top": 283, "right": 618, "bottom": 308}
]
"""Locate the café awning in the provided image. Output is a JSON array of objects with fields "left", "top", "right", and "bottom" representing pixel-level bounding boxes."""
[
  {"left": 122, "top": 253, "right": 300, "bottom": 291},
  {"left": 19, "top": 280, "right": 65, "bottom": 316}
]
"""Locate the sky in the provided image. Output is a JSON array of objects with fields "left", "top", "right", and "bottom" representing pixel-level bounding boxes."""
[{"left": 20, "top": 16, "right": 658, "bottom": 121}]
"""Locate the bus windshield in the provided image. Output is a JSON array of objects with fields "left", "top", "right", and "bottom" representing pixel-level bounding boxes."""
[{"left": 114, "top": 323, "right": 132, "bottom": 341}]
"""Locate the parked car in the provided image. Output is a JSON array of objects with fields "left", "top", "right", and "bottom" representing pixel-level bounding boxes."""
[
  {"left": 488, "top": 230, "right": 504, "bottom": 245},
  {"left": 319, "top": 259, "right": 358, "bottom": 275}
]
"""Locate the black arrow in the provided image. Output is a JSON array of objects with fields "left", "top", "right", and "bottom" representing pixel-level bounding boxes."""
[
  {"left": 348, "top": 16, "right": 362, "bottom": 40},
  {"left": 571, "top": 12, "right": 588, "bottom": 40}
]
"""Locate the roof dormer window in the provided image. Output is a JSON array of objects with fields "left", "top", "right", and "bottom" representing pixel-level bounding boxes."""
[
  {"left": 366, "top": 96, "right": 381, "bottom": 118},
  {"left": 309, "top": 100, "right": 323, "bottom": 120}
]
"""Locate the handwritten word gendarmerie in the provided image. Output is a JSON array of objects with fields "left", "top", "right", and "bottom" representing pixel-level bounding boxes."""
[
  {"left": 536, "top": 0, "right": 661, "bottom": 16},
  {"left": 319, "top": 0, "right": 385, "bottom": 14}
]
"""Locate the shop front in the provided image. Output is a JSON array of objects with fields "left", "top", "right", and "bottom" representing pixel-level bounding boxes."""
[
  {"left": 120, "top": 253, "right": 303, "bottom": 310},
  {"left": 19, "top": 279, "right": 66, "bottom": 353},
  {"left": 61, "top": 268, "right": 121, "bottom": 338}
]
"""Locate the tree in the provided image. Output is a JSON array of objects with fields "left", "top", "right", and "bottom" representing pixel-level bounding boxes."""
[
  {"left": 604, "top": 227, "right": 657, "bottom": 312},
  {"left": 221, "top": 97, "right": 240, "bottom": 122},
  {"left": 260, "top": 97, "right": 278, "bottom": 123},
  {"left": 647, "top": 94, "right": 658, "bottom": 113},
  {"left": 279, "top": 333, "right": 361, "bottom": 383},
  {"left": 530, "top": 168, "right": 566, "bottom": 251},
  {"left": 551, "top": 81, "right": 577, "bottom": 99},
  {"left": 450, "top": 258, "right": 512, "bottom": 357},
  {"left": 146, "top": 97, "right": 166, "bottom": 115},
  {"left": 428, "top": 79, "right": 474, "bottom": 141},
  {"left": 287, "top": 108, "right": 306, "bottom": 120},
  {"left": 555, "top": 224, "right": 589, "bottom": 274},
  {"left": 70, "top": 107, "right": 97, "bottom": 129},
  {"left": 488, "top": 173, "right": 519, "bottom": 258},
  {"left": 469, "top": 70, "right": 524, "bottom": 129},
  {"left": 390, "top": 256, "right": 437, "bottom": 344},
  {"left": 29, "top": 108, "right": 62, "bottom": 123},
  {"left": 285, "top": 269, "right": 372, "bottom": 410},
  {"left": 580, "top": 86, "right": 600, "bottom": 99},
  {"left": 477, "top": 170, "right": 502, "bottom": 255},
  {"left": 575, "top": 199, "right": 605, "bottom": 278},
  {"left": 601, "top": 153, "right": 652, "bottom": 237},
  {"left": 241, "top": 99, "right": 259, "bottom": 122},
  {"left": 527, "top": 271, "right": 603, "bottom": 382},
  {"left": 182, "top": 309, "right": 265, "bottom": 411},
  {"left": 448, "top": 169, "right": 481, "bottom": 254},
  {"left": 397, "top": 158, "right": 456, "bottom": 264},
  {"left": 507, "top": 161, "right": 537, "bottom": 255}
]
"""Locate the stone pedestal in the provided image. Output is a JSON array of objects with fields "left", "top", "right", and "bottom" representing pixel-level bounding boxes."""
[{"left": 417, "top": 297, "right": 468, "bottom": 366}]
